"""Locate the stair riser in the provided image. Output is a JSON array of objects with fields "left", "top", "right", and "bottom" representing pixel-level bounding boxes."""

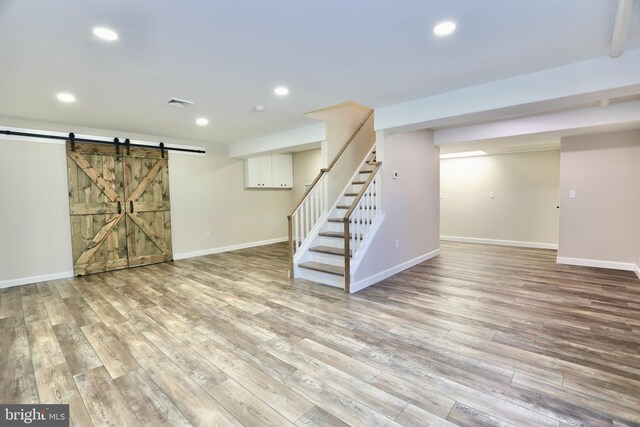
[
  {"left": 341, "top": 195, "right": 356, "bottom": 205},
  {"left": 322, "top": 222, "right": 345, "bottom": 233},
  {"left": 306, "top": 251, "right": 345, "bottom": 266},
  {"left": 297, "top": 267, "right": 344, "bottom": 288},
  {"left": 317, "top": 236, "right": 345, "bottom": 248}
]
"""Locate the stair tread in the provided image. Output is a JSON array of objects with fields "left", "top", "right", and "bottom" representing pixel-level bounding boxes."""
[
  {"left": 352, "top": 181, "right": 366, "bottom": 185},
  {"left": 299, "top": 261, "right": 345, "bottom": 276},
  {"left": 345, "top": 192, "right": 376, "bottom": 197},
  {"left": 359, "top": 170, "right": 373, "bottom": 174},
  {"left": 336, "top": 205, "right": 377, "bottom": 209},
  {"left": 319, "top": 231, "right": 363, "bottom": 239},
  {"left": 328, "top": 218, "right": 372, "bottom": 224},
  {"left": 309, "top": 246, "right": 352, "bottom": 256}
]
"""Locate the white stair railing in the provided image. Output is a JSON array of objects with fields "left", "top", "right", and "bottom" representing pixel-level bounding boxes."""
[
  {"left": 343, "top": 161, "right": 382, "bottom": 292},
  {"left": 289, "top": 173, "right": 327, "bottom": 258},
  {"left": 287, "top": 109, "right": 373, "bottom": 278}
]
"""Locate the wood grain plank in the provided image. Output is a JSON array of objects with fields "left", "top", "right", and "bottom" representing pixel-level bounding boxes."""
[
  {"left": 35, "top": 362, "right": 94, "bottom": 427},
  {"left": 111, "top": 321, "right": 241, "bottom": 426},
  {"left": 74, "top": 366, "right": 141, "bottom": 427},
  {"left": 26, "top": 320, "right": 66, "bottom": 371},
  {"left": 195, "top": 340, "right": 313, "bottom": 423},
  {"left": 212, "top": 378, "right": 295, "bottom": 427},
  {"left": 114, "top": 368, "right": 192, "bottom": 427},
  {"left": 81, "top": 322, "right": 140, "bottom": 379},
  {"left": 54, "top": 322, "right": 103, "bottom": 375}
]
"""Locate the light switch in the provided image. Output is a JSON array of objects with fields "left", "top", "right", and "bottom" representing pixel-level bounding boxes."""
[
  {"left": 569, "top": 190, "right": 576, "bottom": 199},
  {"left": 489, "top": 191, "right": 495, "bottom": 199}
]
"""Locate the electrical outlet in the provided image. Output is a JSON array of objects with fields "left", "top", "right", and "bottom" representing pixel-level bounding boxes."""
[
  {"left": 204, "top": 230, "right": 211, "bottom": 238},
  {"left": 395, "top": 240, "right": 400, "bottom": 249},
  {"left": 489, "top": 191, "right": 496, "bottom": 199},
  {"left": 569, "top": 190, "right": 576, "bottom": 199}
]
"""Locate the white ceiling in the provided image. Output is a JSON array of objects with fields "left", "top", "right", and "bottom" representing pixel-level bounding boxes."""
[{"left": 0, "top": 0, "right": 639, "bottom": 144}]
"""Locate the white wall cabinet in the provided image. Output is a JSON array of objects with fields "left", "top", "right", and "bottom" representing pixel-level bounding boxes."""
[{"left": 245, "top": 154, "right": 292, "bottom": 188}]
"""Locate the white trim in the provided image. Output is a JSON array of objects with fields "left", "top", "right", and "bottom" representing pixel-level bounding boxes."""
[
  {"left": 441, "top": 235, "right": 558, "bottom": 250},
  {"left": 0, "top": 271, "right": 74, "bottom": 289},
  {"left": 173, "top": 237, "right": 287, "bottom": 260},
  {"left": 634, "top": 264, "right": 640, "bottom": 280},
  {"left": 556, "top": 256, "right": 637, "bottom": 272},
  {"left": 349, "top": 249, "right": 440, "bottom": 293}
]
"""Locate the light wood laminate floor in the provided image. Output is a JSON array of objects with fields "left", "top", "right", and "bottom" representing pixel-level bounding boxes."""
[{"left": 1, "top": 242, "right": 640, "bottom": 426}]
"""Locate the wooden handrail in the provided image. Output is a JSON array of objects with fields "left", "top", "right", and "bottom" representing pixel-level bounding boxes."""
[
  {"left": 343, "top": 162, "right": 381, "bottom": 219},
  {"left": 288, "top": 108, "right": 373, "bottom": 218},
  {"left": 326, "top": 109, "right": 374, "bottom": 172},
  {"left": 288, "top": 168, "right": 327, "bottom": 219}
]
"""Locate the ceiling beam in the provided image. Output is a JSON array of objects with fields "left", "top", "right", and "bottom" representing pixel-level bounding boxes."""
[
  {"left": 374, "top": 49, "right": 640, "bottom": 133},
  {"left": 433, "top": 101, "right": 640, "bottom": 146}
]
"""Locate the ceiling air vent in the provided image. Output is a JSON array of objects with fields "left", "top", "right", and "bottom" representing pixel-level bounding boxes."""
[{"left": 165, "top": 98, "right": 194, "bottom": 108}]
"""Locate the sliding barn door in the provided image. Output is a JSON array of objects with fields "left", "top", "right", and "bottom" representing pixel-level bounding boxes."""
[
  {"left": 66, "top": 142, "right": 128, "bottom": 275},
  {"left": 123, "top": 148, "right": 173, "bottom": 267},
  {"left": 67, "top": 143, "right": 173, "bottom": 275}
]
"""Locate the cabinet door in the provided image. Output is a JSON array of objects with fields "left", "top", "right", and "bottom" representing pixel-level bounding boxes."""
[
  {"left": 259, "top": 155, "right": 273, "bottom": 187},
  {"left": 272, "top": 154, "right": 293, "bottom": 188},
  {"left": 245, "top": 157, "right": 262, "bottom": 187},
  {"left": 280, "top": 154, "right": 293, "bottom": 187}
]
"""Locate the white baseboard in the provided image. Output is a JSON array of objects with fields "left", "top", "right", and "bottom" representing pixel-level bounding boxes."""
[
  {"left": 349, "top": 249, "right": 440, "bottom": 293},
  {"left": 441, "top": 235, "right": 558, "bottom": 250},
  {"left": 0, "top": 271, "right": 74, "bottom": 290},
  {"left": 173, "top": 236, "right": 288, "bottom": 260},
  {"left": 635, "top": 264, "right": 640, "bottom": 280},
  {"left": 556, "top": 256, "right": 637, "bottom": 272}
]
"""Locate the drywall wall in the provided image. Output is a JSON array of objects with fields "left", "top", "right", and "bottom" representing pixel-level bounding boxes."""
[
  {"left": 0, "top": 139, "right": 74, "bottom": 284},
  {"left": 353, "top": 129, "right": 440, "bottom": 289},
  {"left": 290, "top": 149, "right": 322, "bottom": 210},
  {"left": 0, "top": 119, "right": 291, "bottom": 287},
  {"left": 440, "top": 149, "right": 560, "bottom": 248},
  {"left": 307, "top": 102, "right": 375, "bottom": 204},
  {"left": 558, "top": 129, "right": 640, "bottom": 268},
  {"left": 169, "top": 143, "right": 290, "bottom": 258}
]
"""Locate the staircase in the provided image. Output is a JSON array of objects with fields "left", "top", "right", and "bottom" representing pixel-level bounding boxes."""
[{"left": 288, "top": 111, "right": 383, "bottom": 293}]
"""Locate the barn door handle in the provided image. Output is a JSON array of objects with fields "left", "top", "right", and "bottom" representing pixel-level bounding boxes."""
[
  {"left": 129, "top": 201, "right": 134, "bottom": 214},
  {"left": 117, "top": 201, "right": 122, "bottom": 215}
]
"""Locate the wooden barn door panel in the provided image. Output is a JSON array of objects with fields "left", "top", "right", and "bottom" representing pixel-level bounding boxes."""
[
  {"left": 66, "top": 142, "right": 128, "bottom": 275},
  {"left": 124, "top": 149, "right": 173, "bottom": 267}
]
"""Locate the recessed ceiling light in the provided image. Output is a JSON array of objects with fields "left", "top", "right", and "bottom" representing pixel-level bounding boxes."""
[
  {"left": 440, "top": 150, "right": 486, "bottom": 159},
  {"left": 196, "top": 118, "right": 209, "bottom": 126},
  {"left": 56, "top": 92, "right": 76, "bottom": 103},
  {"left": 93, "top": 27, "right": 119, "bottom": 41},
  {"left": 274, "top": 86, "right": 289, "bottom": 96},
  {"left": 433, "top": 21, "right": 456, "bottom": 36}
]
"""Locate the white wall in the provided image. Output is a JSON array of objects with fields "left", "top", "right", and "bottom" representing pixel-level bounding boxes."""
[
  {"left": 440, "top": 150, "right": 560, "bottom": 248},
  {"left": 307, "top": 103, "right": 375, "bottom": 204},
  {"left": 0, "top": 120, "right": 291, "bottom": 287},
  {"left": 290, "top": 149, "right": 322, "bottom": 210},
  {"left": 0, "top": 140, "right": 74, "bottom": 284},
  {"left": 558, "top": 129, "right": 640, "bottom": 270},
  {"left": 353, "top": 129, "right": 440, "bottom": 289}
]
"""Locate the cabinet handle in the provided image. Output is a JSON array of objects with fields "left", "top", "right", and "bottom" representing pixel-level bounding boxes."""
[
  {"left": 117, "top": 201, "right": 122, "bottom": 215},
  {"left": 129, "top": 200, "right": 134, "bottom": 214}
]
